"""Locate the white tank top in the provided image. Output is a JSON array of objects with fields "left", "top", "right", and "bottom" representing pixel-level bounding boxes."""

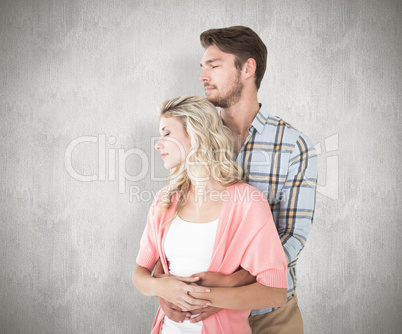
[{"left": 161, "top": 215, "right": 219, "bottom": 334}]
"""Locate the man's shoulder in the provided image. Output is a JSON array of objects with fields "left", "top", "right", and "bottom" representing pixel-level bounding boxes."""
[
  {"left": 266, "top": 116, "right": 317, "bottom": 168},
  {"left": 261, "top": 110, "right": 315, "bottom": 150}
]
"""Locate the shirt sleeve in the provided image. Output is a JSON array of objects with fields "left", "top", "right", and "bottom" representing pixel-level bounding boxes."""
[
  {"left": 278, "top": 134, "right": 318, "bottom": 267},
  {"left": 240, "top": 193, "right": 288, "bottom": 289}
]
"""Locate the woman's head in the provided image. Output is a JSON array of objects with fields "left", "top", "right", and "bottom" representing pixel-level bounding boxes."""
[
  {"left": 155, "top": 96, "right": 242, "bottom": 210},
  {"left": 155, "top": 114, "right": 192, "bottom": 170}
]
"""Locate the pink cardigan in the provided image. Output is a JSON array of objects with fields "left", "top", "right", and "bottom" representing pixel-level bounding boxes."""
[{"left": 136, "top": 183, "right": 288, "bottom": 334}]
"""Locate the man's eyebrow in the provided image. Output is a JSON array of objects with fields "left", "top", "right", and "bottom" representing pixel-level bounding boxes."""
[{"left": 200, "top": 58, "right": 222, "bottom": 67}]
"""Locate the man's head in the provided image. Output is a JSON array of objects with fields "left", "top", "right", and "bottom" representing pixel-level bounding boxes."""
[{"left": 200, "top": 26, "right": 267, "bottom": 91}]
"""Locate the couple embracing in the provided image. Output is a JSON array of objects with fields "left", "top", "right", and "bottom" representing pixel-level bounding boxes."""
[{"left": 132, "top": 26, "right": 317, "bottom": 334}]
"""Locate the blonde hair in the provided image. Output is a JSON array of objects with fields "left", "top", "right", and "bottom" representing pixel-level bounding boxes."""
[{"left": 158, "top": 96, "right": 242, "bottom": 214}]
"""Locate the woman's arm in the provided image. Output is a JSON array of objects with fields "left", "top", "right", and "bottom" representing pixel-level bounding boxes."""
[
  {"left": 132, "top": 264, "right": 212, "bottom": 311},
  {"left": 189, "top": 282, "right": 287, "bottom": 310}
]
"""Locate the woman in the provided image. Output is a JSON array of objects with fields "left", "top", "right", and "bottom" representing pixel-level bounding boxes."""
[{"left": 132, "top": 96, "right": 288, "bottom": 334}]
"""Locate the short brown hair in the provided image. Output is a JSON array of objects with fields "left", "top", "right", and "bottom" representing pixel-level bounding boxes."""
[{"left": 200, "top": 26, "right": 267, "bottom": 90}]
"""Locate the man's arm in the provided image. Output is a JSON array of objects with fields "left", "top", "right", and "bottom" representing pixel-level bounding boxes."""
[
  {"left": 187, "top": 269, "right": 256, "bottom": 323},
  {"left": 192, "top": 267, "right": 256, "bottom": 288},
  {"left": 279, "top": 135, "right": 318, "bottom": 274},
  {"left": 132, "top": 264, "right": 210, "bottom": 311},
  {"left": 154, "top": 263, "right": 257, "bottom": 323},
  {"left": 190, "top": 283, "right": 286, "bottom": 310}
]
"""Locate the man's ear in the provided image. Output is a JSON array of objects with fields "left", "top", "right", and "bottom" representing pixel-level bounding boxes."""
[{"left": 243, "top": 58, "right": 257, "bottom": 79}]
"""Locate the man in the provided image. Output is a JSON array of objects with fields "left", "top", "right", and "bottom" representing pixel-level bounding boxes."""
[{"left": 157, "top": 26, "right": 317, "bottom": 333}]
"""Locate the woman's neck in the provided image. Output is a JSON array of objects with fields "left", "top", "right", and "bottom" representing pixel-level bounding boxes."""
[
  {"left": 189, "top": 178, "right": 225, "bottom": 195},
  {"left": 186, "top": 178, "right": 225, "bottom": 206},
  {"left": 178, "top": 179, "right": 227, "bottom": 223}
]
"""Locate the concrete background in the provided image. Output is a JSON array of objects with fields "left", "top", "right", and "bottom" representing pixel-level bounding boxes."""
[{"left": 0, "top": 0, "right": 401, "bottom": 333}]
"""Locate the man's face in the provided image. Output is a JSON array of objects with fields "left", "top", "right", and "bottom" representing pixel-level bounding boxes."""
[{"left": 200, "top": 45, "right": 244, "bottom": 108}]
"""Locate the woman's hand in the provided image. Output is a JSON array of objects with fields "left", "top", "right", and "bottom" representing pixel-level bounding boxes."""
[
  {"left": 155, "top": 276, "right": 211, "bottom": 311},
  {"left": 152, "top": 260, "right": 191, "bottom": 321}
]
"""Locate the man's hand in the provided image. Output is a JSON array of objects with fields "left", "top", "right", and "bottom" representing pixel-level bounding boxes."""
[
  {"left": 158, "top": 297, "right": 191, "bottom": 323},
  {"left": 189, "top": 305, "right": 222, "bottom": 323}
]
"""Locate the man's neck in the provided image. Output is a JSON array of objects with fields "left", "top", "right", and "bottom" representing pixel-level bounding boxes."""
[{"left": 221, "top": 96, "right": 260, "bottom": 137}]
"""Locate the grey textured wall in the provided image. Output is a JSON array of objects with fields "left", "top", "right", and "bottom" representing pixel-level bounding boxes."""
[{"left": 0, "top": 0, "right": 401, "bottom": 333}]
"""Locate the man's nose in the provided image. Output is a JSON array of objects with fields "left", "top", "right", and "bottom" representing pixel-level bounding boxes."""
[{"left": 199, "top": 69, "right": 210, "bottom": 82}]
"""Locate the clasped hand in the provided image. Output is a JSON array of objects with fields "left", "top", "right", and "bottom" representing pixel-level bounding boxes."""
[{"left": 156, "top": 275, "right": 211, "bottom": 312}]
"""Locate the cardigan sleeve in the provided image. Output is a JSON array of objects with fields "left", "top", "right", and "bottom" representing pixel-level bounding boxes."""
[
  {"left": 135, "top": 194, "right": 161, "bottom": 272},
  {"left": 239, "top": 192, "right": 288, "bottom": 289}
]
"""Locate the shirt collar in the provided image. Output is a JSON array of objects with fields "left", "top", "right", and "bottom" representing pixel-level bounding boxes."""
[{"left": 249, "top": 104, "right": 269, "bottom": 134}]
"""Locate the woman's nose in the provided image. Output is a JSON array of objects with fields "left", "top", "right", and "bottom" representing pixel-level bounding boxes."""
[{"left": 155, "top": 138, "right": 163, "bottom": 150}]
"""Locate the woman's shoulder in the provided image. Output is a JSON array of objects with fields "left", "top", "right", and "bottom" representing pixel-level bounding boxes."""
[
  {"left": 223, "top": 183, "right": 270, "bottom": 220},
  {"left": 224, "top": 183, "right": 272, "bottom": 229},
  {"left": 148, "top": 186, "right": 179, "bottom": 226},
  {"left": 227, "top": 182, "right": 267, "bottom": 203},
  {"left": 227, "top": 181, "right": 261, "bottom": 190},
  {"left": 150, "top": 186, "right": 167, "bottom": 206},
  {"left": 151, "top": 185, "right": 181, "bottom": 203}
]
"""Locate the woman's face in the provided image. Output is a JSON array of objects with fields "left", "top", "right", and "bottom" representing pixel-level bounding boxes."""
[{"left": 155, "top": 116, "right": 191, "bottom": 170}]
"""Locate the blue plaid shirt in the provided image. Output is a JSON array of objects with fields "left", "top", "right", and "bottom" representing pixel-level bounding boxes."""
[{"left": 234, "top": 105, "right": 318, "bottom": 316}]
